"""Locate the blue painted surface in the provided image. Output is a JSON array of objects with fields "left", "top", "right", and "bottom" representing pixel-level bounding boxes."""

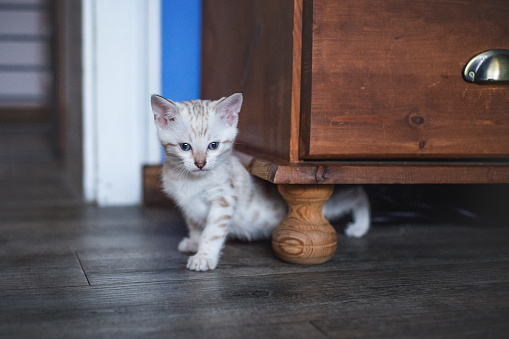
[
  {"left": 161, "top": 0, "right": 202, "bottom": 102},
  {"left": 160, "top": 0, "right": 202, "bottom": 161}
]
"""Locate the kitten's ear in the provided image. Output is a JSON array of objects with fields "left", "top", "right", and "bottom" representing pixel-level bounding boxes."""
[
  {"left": 151, "top": 95, "right": 178, "bottom": 128},
  {"left": 216, "top": 93, "right": 243, "bottom": 127}
]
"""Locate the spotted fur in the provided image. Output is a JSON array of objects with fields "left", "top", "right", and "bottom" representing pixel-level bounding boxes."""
[{"left": 151, "top": 93, "right": 370, "bottom": 271}]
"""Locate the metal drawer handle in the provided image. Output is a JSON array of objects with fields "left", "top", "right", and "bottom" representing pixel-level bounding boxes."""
[{"left": 463, "top": 49, "right": 509, "bottom": 84}]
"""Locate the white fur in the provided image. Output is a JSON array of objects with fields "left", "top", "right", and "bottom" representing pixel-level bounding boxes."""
[{"left": 151, "top": 93, "right": 371, "bottom": 271}]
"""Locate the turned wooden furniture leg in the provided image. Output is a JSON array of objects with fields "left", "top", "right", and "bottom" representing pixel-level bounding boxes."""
[{"left": 272, "top": 184, "right": 337, "bottom": 265}]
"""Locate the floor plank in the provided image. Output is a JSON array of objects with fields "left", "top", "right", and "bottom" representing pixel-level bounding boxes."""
[
  {"left": 0, "top": 252, "right": 88, "bottom": 290},
  {"left": 0, "top": 163, "right": 82, "bottom": 208},
  {"left": 1, "top": 204, "right": 508, "bottom": 338}
]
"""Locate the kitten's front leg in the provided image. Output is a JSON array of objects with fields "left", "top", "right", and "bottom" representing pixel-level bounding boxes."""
[{"left": 187, "top": 197, "right": 235, "bottom": 271}]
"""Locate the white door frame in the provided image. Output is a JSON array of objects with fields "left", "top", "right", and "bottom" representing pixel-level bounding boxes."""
[{"left": 82, "top": 0, "right": 161, "bottom": 206}]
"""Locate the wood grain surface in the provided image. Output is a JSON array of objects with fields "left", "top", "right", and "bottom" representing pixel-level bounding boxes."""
[
  {"left": 201, "top": 0, "right": 296, "bottom": 160},
  {"left": 302, "top": 0, "right": 509, "bottom": 159},
  {"left": 202, "top": 0, "right": 509, "bottom": 179},
  {"left": 235, "top": 150, "right": 509, "bottom": 184},
  {"left": 273, "top": 184, "right": 337, "bottom": 264},
  {"left": 1, "top": 204, "right": 509, "bottom": 337}
]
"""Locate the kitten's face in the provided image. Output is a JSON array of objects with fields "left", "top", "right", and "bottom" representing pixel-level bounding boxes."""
[{"left": 151, "top": 94, "right": 243, "bottom": 176}]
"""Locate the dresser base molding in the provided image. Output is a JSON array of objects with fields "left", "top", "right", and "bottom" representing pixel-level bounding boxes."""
[{"left": 235, "top": 151, "right": 509, "bottom": 185}]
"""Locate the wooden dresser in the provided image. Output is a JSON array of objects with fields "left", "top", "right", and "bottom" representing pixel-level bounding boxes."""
[{"left": 201, "top": 0, "right": 509, "bottom": 264}]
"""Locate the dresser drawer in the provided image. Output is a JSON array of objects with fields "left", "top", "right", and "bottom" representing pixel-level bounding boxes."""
[
  {"left": 202, "top": 0, "right": 509, "bottom": 183},
  {"left": 301, "top": 0, "right": 509, "bottom": 160}
]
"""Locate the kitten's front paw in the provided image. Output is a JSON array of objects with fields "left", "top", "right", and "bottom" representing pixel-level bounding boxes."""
[
  {"left": 178, "top": 237, "right": 198, "bottom": 253},
  {"left": 187, "top": 253, "right": 218, "bottom": 271},
  {"left": 344, "top": 220, "right": 370, "bottom": 238}
]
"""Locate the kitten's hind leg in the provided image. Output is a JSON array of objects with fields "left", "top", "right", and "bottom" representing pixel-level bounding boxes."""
[
  {"left": 323, "top": 186, "right": 371, "bottom": 238},
  {"left": 178, "top": 220, "right": 201, "bottom": 253},
  {"left": 344, "top": 188, "right": 370, "bottom": 238},
  {"left": 178, "top": 236, "right": 199, "bottom": 253}
]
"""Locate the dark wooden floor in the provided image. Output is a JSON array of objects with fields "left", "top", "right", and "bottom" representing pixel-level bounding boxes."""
[
  {"left": 0, "top": 162, "right": 82, "bottom": 208},
  {"left": 1, "top": 201, "right": 509, "bottom": 338}
]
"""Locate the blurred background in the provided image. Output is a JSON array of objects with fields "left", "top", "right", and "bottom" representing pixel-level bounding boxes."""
[
  {"left": 0, "top": 0, "right": 199, "bottom": 207},
  {"left": 0, "top": 0, "right": 507, "bottom": 225}
]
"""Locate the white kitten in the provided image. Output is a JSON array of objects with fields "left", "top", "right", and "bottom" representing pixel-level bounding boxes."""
[{"left": 151, "top": 93, "right": 370, "bottom": 271}]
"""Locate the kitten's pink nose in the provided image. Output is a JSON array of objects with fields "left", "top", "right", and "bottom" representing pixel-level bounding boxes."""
[{"left": 195, "top": 160, "right": 206, "bottom": 170}]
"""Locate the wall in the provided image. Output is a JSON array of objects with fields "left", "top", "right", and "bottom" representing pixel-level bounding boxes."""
[{"left": 82, "top": 0, "right": 161, "bottom": 206}]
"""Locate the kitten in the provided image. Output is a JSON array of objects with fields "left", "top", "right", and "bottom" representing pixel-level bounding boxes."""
[{"left": 151, "top": 93, "right": 370, "bottom": 271}]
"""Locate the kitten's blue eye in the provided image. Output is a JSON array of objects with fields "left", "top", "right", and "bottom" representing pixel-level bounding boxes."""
[
  {"left": 208, "top": 142, "right": 219, "bottom": 150},
  {"left": 179, "top": 143, "right": 192, "bottom": 151}
]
